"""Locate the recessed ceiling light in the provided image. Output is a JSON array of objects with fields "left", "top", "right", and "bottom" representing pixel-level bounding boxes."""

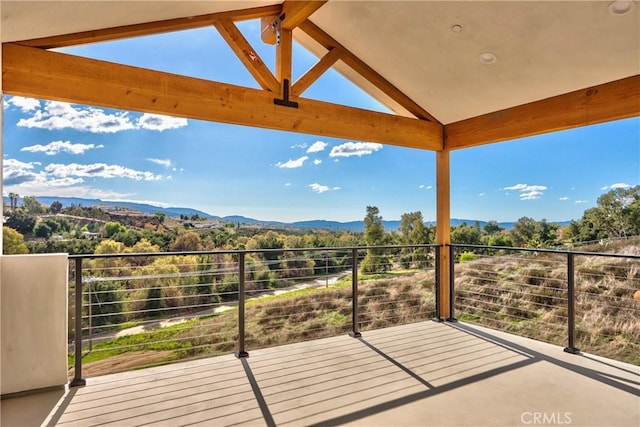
[
  {"left": 451, "top": 24, "right": 463, "bottom": 33},
  {"left": 479, "top": 52, "right": 497, "bottom": 64},
  {"left": 609, "top": 0, "right": 634, "bottom": 15}
]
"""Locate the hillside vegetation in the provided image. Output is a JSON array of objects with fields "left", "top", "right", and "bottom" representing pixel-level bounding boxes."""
[
  {"left": 78, "top": 271, "right": 436, "bottom": 376},
  {"left": 455, "top": 240, "right": 640, "bottom": 365}
]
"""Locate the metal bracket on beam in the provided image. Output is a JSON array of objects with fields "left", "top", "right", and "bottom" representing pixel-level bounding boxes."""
[
  {"left": 273, "top": 79, "right": 299, "bottom": 108},
  {"left": 275, "top": 13, "right": 285, "bottom": 45}
]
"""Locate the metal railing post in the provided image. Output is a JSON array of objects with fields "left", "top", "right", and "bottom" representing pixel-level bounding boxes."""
[
  {"left": 235, "top": 252, "right": 249, "bottom": 358},
  {"left": 447, "top": 245, "right": 457, "bottom": 322},
  {"left": 349, "top": 248, "right": 362, "bottom": 338},
  {"left": 88, "top": 281, "right": 93, "bottom": 351},
  {"left": 433, "top": 245, "right": 443, "bottom": 322},
  {"left": 70, "top": 257, "right": 86, "bottom": 387},
  {"left": 564, "top": 253, "right": 580, "bottom": 354}
]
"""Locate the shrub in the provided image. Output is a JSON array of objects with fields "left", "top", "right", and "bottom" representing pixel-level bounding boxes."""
[{"left": 459, "top": 251, "right": 477, "bottom": 263}]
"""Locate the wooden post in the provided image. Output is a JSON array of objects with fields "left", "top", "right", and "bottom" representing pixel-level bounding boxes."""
[{"left": 436, "top": 150, "right": 451, "bottom": 318}]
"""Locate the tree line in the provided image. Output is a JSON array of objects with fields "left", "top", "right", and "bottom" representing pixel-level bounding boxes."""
[{"left": 3, "top": 186, "right": 638, "bottom": 257}]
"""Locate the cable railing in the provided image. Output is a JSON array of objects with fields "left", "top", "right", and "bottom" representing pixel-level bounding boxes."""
[
  {"left": 449, "top": 244, "right": 640, "bottom": 365},
  {"left": 67, "top": 244, "right": 438, "bottom": 384},
  {"left": 66, "top": 242, "right": 639, "bottom": 385}
]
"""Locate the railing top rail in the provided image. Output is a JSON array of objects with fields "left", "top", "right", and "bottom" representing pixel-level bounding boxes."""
[
  {"left": 68, "top": 243, "right": 439, "bottom": 260},
  {"left": 448, "top": 243, "right": 640, "bottom": 260}
]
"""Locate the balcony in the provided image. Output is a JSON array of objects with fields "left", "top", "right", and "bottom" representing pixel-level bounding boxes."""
[{"left": 1, "top": 245, "right": 639, "bottom": 426}]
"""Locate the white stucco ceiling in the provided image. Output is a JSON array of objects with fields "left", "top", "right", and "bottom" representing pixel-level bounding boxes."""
[{"left": 2, "top": 0, "right": 639, "bottom": 124}]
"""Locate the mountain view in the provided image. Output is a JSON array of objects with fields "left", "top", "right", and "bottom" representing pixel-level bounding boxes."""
[{"left": 3, "top": 195, "right": 570, "bottom": 233}]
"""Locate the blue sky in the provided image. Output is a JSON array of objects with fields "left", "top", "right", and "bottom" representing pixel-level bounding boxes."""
[{"left": 2, "top": 21, "right": 639, "bottom": 223}]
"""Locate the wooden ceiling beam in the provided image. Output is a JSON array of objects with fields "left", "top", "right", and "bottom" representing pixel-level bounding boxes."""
[
  {"left": 444, "top": 75, "right": 640, "bottom": 150},
  {"left": 298, "top": 20, "right": 441, "bottom": 124},
  {"left": 292, "top": 47, "right": 342, "bottom": 97},
  {"left": 214, "top": 19, "right": 279, "bottom": 93},
  {"left": 2, "top": 43, "right": 443, "bottom": 151},
  {"left": 15, "top": 5, "right": 282, "bottom": 49},
  {"left": 261, "top": 1, "right": 328, "bottom": 45}
]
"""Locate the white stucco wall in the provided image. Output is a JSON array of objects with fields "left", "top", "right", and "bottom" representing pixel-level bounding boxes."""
[{"left": 1, "top": 254, "right": 69, "bottom": 395}]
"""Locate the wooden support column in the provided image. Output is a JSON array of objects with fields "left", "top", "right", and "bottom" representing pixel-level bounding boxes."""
[
  {"left": 276, "top": 27, "right": 293, "bottom": 98},
  {"left": 436, "top": 150, "right": 451, "bottom": 318}
]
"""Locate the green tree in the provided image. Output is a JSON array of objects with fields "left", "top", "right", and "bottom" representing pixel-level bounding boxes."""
[
  {"left": 92, "top": 239, "right": 125, "bottom": 273},
  {"left": 41, "top": 218, "right": 61, "bottom": 234},
  {"left": 451, "top": 222, "right": 481, "bottom": 245},
  {"left": 22, "top": 196, "right": 45, "bottom": 214},
  {"left": 112, "top": 229, "right": 142, "bottom": 247},
  {"left": 398, "top": 211, "right": 430, "bottom": 268},
  {"left": 8, "top": 192, "right": 19, "bottom": 210},
  {"left": 125, "top": 238, "right": 161, "bottom": 266},
  {"left": 361, "top": 206, "right": 389, "bottom": 273},
  {"left": 49, "top": 200, "right": 63, "bottom": 214},
  {"left": 569, "top": 186, "right": 640, "bottom": 242},
  {"left": 170, "top": 230, "right": 203, "bottom": 252},
  {"left": 33, "top": 222, "right": 52, "bottom": 239},
  {"left": 253, "top": 231, "right": 284, "bottom": 271},
  {"left": 130, "top": 262, "right": 182, "bottom": 316},
  {"left": 511, "top": 217, "right": 537, "bottom": 247},
  {"left": 104, "top": 221, "right": 127, "bottom": 238},
  {"left": 154, "top": 212, "right": 166, "bottom": 224},
  {"left": 85, "top": 281, "right": 124, "bottom": 327},
  {"left": 3, "top": 226, "right": 29, "bottom": 254},
  {"left": 5, "top": 209, "right": 37, "bottom": 235},
  {"left": 534, "top": 219, "right": 559, "bottom": 247},
  {"left": 593, "top": 186, "right": 639, "bottom": 238},
  {"left": 483, "top": 220, "right": 503, "bottom": 235}
]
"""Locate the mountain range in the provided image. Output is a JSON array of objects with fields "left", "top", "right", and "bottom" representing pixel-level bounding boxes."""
[{"left": 4, "top": 196, "right": 572, "bottom": 231}]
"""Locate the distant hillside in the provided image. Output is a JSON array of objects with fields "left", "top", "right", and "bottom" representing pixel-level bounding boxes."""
[
  {"left": 4, "top": 196, "right": 570, "bottom": 231},
  {"left": 5, "top": 196, "right": 217, "bottom": 220}
]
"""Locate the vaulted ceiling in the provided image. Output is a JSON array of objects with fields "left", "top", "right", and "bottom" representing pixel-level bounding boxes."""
[{"left": 2, "top": 0, "right": 639, "bottom": 150}]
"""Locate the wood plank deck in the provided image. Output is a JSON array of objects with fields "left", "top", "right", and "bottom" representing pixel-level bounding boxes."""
[{"left": 2, "top": 321, "right": 638, "bottom": 426}]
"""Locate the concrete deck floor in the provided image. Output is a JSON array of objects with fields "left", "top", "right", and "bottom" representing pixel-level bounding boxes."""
[{"left": 2, "top": 321, "right": 639, "bottom": 427}]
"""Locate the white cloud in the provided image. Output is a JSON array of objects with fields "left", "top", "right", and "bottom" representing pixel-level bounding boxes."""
[
  {"left": 18, "top": 101, "right": 136, "bottom": 133},
  {"left": 44, "top": 163, "right": 163, "bottom": 181},
  {"left": 306, "top": 184, "right": 340, "bottom": 193},
  {"left": 478, "top": 193, "right": 486, "bottom": 197},
  {"left": 15, "top": 101, "right": 187, "bottom": 133},
  {"left": 276, "top": 156, "right": 308, "bottom": 169},
  {"left": 575, "top": 200, "right": 589, "bottom": 204},
  {"left": 47, "top": 177, "right": 85, "bottom": 187},
  {"left": 291, "top": 143, "right": 307, "bottom": 149},
  {"left": 6, "top": 96, "right": 41, "bottom": 112},
  {"left": 520, "top": 191, "right": 544, "bottom": 200},
  {"left": 137, "top": 113, "right": 187, "bottom": 131},
  {"left": 313, "top": 159, "right": 322, "bottom": 165},
  {"left": 309, "top": 183, "right": 331, "bottom": 193},
  {"left": 419, "top": 184, "right": 433, "bottom": 190},
  {"left": 503, "top": 183, "right": 548, "bottom": 200},
  {"left": 21, "top": 140, "right": 103, "bottom": 155},
  {"left": 601, "top": 182, "right": 631, "bottom": 191},
  {"left": 147, "top": 158, "right": 173, "bottom": 168},
  {"left": 103, "top": 198, "right": 171, "bottom": 208},
  {"left": 329, "top": 142, "right": 382, "bottom": 158},
  {"left": 559, "top": 196, "right": 569, "bottom": 201},
  {"left": 284, "top": 182, "right": 292, "bottom": 186},
  {"left": 307, "top": 141, "right": 327, "bottom": 153},
  {"left": 3, "top": 159, "right": 40, "bottom": 186}
]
